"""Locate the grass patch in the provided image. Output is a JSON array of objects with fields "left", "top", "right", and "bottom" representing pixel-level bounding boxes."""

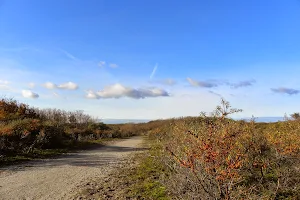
[{"left": 127, "top": 139, "right": 170, "bottom": 200}]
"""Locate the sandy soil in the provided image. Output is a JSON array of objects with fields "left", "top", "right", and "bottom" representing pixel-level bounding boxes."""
[{"left": 0, "top": 136, "right": 145, "bottom": 200}]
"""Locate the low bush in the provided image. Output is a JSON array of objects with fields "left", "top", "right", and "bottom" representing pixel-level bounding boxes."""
[{"left": 148, "top": 99, "right": 300, "bottom": 199}]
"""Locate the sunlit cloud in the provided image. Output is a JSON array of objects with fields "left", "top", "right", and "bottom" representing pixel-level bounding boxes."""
[
  {"left": 85, "top": 90, "right": 99, "bottom": 99},
  {"left": 58, "top": 82, "right": 79, "bottom": 90},
  {"left": 86, "top": 83, "right": 169, "bottom": 99},
  {"left": 43, "top": 82, "right": 57, "bottom": 89},
  {"left": 22, "top": 90, "right": 39, "bottom": 99},
  {"left": 42, "top": 81, "right": 78, "bottom": 90}
]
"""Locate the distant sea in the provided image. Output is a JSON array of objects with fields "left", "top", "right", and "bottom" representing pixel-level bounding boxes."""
[
  {"left": 100, "top": 119, "right": 151, "bottom": 124},
  {"left": 239, "top": 117, "right": 285, "bottom": 122},
  {"left": 100, "top": 117, "right": 285, "bottom": 124}
]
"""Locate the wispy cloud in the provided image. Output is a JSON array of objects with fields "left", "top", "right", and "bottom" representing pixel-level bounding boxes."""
[
  {"left": 0, "top": 80, "right": 11, "bottom": 90},
  {"left": 150, "top": 63, "right": 158, "bottom": 80},
  {"left": 109, "top": 63, "right": 118, "bottom": 68},
  {"left": 53, "top": 92, "right": 60, "bottom": 97},
  {"left": 271, "top": 87, "right": 300, "bottom": 95},
  {"left": 22, "top": 90, "right": 39, "bottom": 99},
  {"left": 60, "top": 49, "right": 79, "bottom": 61},
  {"left": 187, "top": 78, "right": 256, "bottom": 89},
  {"left": 98, "top": 61, "right": 118, "bottom": 68},
  {"left": 42, "top": 81, "right": 79, "bottom": 90},
  {"left": 86, "top": 83, "right": 169, "bottom": 99},
  {"left": 230, "top": 80, "right": 256, "bottom": 88},
  {"left": 98, "top": 61, "right": 106, "bottom": 67},
  {"left": 187, "top": 77, "right": 218, "bottom": 88},
  {"left": 209, "top": 90, "right": 222, "bottom": 97}
]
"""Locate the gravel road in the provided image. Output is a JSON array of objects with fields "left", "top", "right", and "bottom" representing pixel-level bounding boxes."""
[{"left": 0, "top": 136, "right": 144, "bottom": 200}]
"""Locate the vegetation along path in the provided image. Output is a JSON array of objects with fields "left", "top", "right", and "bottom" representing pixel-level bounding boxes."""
[{"left": 0, "top": 136, "right": 144, "bottom": 200}]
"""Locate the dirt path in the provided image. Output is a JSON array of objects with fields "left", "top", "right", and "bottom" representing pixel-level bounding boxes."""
[{"left": 0, "top": 136, "right": 145, "bottom": 200}]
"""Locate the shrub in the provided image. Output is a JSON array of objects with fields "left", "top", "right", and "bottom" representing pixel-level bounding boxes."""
[{"left": 152, "top": 99, "right": 300, "bottom": 199}]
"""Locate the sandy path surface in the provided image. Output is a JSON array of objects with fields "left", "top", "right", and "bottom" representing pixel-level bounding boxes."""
[{"left": 0, "top": 136, "right": 144, "bottom": 200}]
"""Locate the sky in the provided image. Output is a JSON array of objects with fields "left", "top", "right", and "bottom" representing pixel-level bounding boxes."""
[{"left": 0, "top": 0, "right": 300, "bottom": 120}]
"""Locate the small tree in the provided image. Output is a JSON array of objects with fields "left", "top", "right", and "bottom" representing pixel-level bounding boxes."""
[{"left": 290, "top": 112, "right": 300, "bottom": 120}]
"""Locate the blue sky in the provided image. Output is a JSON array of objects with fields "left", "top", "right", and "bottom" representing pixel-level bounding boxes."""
[{"left": 1, "top": 0, "right": 300, "bottom": 119}]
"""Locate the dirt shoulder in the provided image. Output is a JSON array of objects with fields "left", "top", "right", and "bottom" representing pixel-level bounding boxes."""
[{"left": 0, "top": 136, "right": 145, "bottom": 200}]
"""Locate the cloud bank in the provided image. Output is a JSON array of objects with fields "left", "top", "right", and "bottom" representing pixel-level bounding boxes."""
[
  {"left": 86, "top": 83, "right": 169, "bottom": 99},
  {"left": 187, "top": 78, "right": 256, "bottom": 89}
]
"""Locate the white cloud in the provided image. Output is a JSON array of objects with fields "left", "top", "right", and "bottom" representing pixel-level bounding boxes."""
[
  {"left": 150, "top": 63, "right": 158, "bottom": 80},
  {"left": 42, "top": 81, "right": 78, "bottom": 90},
  {"left": 85, "top": 90, "right": 99, "bottom": 99},
  {"left": 86, "top": 83, "right": 169, "bottom": 99},
  {"left": 98, "top": 61, "right": 106, "bottom": 67},
  {"left": 43, "top": 82, "right": 57, "bottom": 89},
  {"left": 109, "top": 63, "right": 118, "bottom": 68},
  {"left": 22, "top": 90, "right": 39, "bottom": 99},
  {"left": 97, "top": 84, "right": 129, "bottom": 99},
  {"left": 58, "top": 82, "right": 79, "bottom": 90}
]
